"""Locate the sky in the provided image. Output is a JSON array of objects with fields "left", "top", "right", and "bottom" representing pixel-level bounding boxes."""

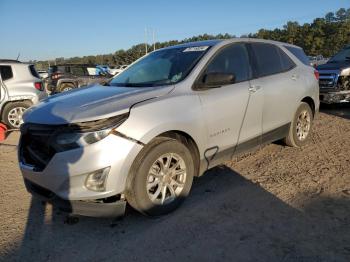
[{"left": 0, "top": 0, "right": 348, "bottom": 61}]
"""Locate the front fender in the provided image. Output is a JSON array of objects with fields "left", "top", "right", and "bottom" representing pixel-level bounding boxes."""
[
  {"left": 117, "top": 94, "right": 208, "bottom": 158},
  {"left": 8, "top": 95, "right": 35, "bottom": 104}
]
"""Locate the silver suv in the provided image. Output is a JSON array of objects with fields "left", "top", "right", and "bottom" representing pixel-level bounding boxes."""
[
  {"left": 19, "top": 39, "right": 319, "bottom": 217},
  {"left": 0, "top": 60, "right": 47, "bottom": 129}
]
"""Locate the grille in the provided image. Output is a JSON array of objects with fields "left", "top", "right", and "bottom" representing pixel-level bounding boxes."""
[
  {"left": 319, "top": 73, "right": 337, "bottom": 88},
  {"left": 20, "top": 124, "right": 58, "bottom": 171}
]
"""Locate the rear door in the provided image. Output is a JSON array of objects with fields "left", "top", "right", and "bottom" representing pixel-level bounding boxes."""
[
  {"left": 70, "top": 66, "right": 89, "bottom": 86},
  {"left": 195, "top": 43, "right": 262, "bottom": 167},
  {"left": 249, "top": 42, "right": 298, "bottom": 139},
  {"left": 0, "top": 75, "right": 5, "bottom": 106},
  {"left": 0, "top": 65, "right": 12, "bottom": 103}
]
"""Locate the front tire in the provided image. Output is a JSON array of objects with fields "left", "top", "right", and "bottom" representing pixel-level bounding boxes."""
[
  {"left": 2, "top": 101, "right": 31, "bottom": 129},
  {"left": 284, "top": 102, "right": 313, "bottom": 147},
  {"left": 126, "top": 138, "right": 194, "bottom": 217}
]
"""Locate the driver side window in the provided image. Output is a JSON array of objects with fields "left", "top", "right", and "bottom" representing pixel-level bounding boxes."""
[{"left": 205, "top": 43, "right": 251, "bottom": 83}]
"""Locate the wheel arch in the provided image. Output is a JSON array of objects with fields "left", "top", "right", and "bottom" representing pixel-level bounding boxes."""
[
  {"left": 301, "top": 96, "right": 315, "bottom": 116},
  {"left": 150, "top": 130, "right": 201, "bottom": 177},
  {"left": 0, "top": 99, "right": 33, "bottom": 126},
  {"left": 1, "top": 99, "right": 33, "bottom": 114},
  {"left": 58, "top": 80, "right": 77, "bottom": 88}
]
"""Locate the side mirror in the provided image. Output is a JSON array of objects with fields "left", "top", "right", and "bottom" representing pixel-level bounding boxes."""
[{"left": 198, "top": 72, "right": 235, "bottom": 89}]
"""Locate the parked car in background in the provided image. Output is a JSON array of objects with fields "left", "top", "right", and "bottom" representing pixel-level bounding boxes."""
[
  {"left": 109, "top": 64, "right": 128, "bottom": 75},
  {"left": 309, "top": 55, "right": 328, "bottom": 67},
  {"left": 0, "top": 60, "right": 47, "bottom": 129},
  {"left": 19, "top": 39, "right": 319, "bottom": 218},
  {"left": 47, "top": 64, "right": 113, "bottom": 93},
  {"left": 317, "top": 45, "right": 350, "bottom": 103},
  {"left": 37, "top": 70, "right": 48, "bottom": 79}
]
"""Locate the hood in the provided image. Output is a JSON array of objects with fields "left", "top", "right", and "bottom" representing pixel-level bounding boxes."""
[
  {"left": 24, "top": 84, "right": 174, "bottom": 125},
  {"left": 317, "top": 60, "right": 350, "bottom": 71}
]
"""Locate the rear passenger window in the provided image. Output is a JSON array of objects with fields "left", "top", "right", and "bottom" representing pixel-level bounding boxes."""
[
  {"left": 0, "top": 65, "right": 13, "bottom": 81},
  {"left": 251, "top": 43, "right": 294, "bottom": 78},
  {"left": 29, "top": 65, "right": 40, "bottom": 78},
  {"left": 205, "top": 43, "right": 251, "bottom": 83},
  {"left": 71, "top": 67, "right": 86, "bottom": 76},
  {"left": 284, "top": 46, "right": 310, "bottom": 66}
]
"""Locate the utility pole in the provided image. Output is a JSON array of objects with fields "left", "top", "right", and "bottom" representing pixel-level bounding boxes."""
[
  {"left": 145, "top": 27, "right": 148, "bottom": 55},
  {"left": 153, "top": 29, "right": 156, "bottom": 51}
]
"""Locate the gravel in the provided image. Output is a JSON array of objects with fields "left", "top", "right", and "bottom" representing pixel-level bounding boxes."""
[{"left": 0, "top": 109, "right": 349, "bottom": 262}]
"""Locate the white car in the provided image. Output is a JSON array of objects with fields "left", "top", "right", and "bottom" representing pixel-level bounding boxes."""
[
  {"left": 109, "top": 65, "right": 128, "bottom": 75},
  {"left": 37, "top": 70, "right": 49, "bottom": 79},
  {"left": 19, "top": 39, "right": 319, "bottom": 218}
]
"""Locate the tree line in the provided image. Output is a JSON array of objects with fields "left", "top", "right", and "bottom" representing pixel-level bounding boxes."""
[{"left": 35, "top": 8, "right": 350, "bottom": 70}]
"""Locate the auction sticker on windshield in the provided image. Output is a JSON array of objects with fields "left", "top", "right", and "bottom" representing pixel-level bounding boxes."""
[{"left": 183, "top": 46, "right": 209, "bottom": 52}]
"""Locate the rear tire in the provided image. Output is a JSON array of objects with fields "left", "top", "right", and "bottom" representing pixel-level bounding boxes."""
[
  {"left": 284, "top": 102, "right": 313, "bottom": 147},
  {"left": 2, "top": 101, "right": 32, "bottom": 129},
  {"left": 58, "top": 83, "right": 75, "bottom": 93},
  {"left": 125, "top": 137, "right": 194, "bottom": 217}
]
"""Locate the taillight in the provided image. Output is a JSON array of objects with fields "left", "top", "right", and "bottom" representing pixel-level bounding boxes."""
[
  {"left": 314, "top": 70, "right": 319, "bottom": 80},
  {"left": 34, "top": 82, "right": 43, "bottom": 91},
  {"left": 51, "top": 73, "right": 62, "bottom": 79}
]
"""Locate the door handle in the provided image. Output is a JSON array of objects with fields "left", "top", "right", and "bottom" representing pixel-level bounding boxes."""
[
  {"left": 292, "top": 74, "right": 298, "bottom": 80},
  {"left": 248, "top": 85, "right": 261, "bottom": 93}
]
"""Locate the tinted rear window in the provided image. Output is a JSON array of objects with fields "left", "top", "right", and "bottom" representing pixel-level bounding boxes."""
[
  {"left": 0, "top": 65, "right": 13, "bottom": 81},
  {"left": 284, "top": 46, "right": 310, "bottom": 65},
  {"left": 251, "top": 43, "right": 295, "bottom": 77},
  {"left": 29, "top": 65, "right": 40, "bottom": 78}
]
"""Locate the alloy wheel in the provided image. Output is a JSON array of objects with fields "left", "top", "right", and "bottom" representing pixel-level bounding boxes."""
[
  {"left": 296, "top": 110, "right": 311, "bottom": 141},
  {"left": 7, "top": 107, "right": 26, "bottom": 128},
  {"left": 146, "top": 153, "right": 187, "bottom": 205}
]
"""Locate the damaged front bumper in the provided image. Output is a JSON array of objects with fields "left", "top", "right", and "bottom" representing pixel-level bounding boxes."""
[
  {"left": 18, "top": 121, "right": 144, "bottom": 217},
  {"left": 320, "top": 90, "right": 350, "bottom": 104},
  {"left": 24, "top": 179, "right": 126, "bottom": 217}
]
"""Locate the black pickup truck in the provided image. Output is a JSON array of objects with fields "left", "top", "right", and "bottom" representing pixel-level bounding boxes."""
[{"left": 317, "top": 45, "right": 350, "bottom": 104}]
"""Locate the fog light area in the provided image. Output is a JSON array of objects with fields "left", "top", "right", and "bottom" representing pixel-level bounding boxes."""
[{"left": 85, "top": 167, "right": 110, "bottom": 192}]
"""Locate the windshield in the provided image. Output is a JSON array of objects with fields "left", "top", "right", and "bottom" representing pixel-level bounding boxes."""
[
  {"left": 109, "top": 46, "right": 210, "bottom": 87},
  {"left": 329, "top": 47, "right": 350, "bottom": 62}
]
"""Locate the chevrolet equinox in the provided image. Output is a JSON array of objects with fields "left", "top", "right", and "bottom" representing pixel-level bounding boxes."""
[{"left": 19, "top": 39, "right": 319, "bottom": 217}]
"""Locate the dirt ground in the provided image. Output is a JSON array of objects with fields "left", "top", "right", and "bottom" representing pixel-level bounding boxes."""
[{"left": 0, "top": 106, "right": 349, "bottom": 262}]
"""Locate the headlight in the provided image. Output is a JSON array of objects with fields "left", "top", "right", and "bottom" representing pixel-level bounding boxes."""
[
  {"left": 53, "top": 113, "right": 129, "bottom": 151},
  {"left": 55, "top": 129, "right": 111, "bottom": 150},
  {"left": 83, "top": 129, "right": 111, "bottom": 144}
]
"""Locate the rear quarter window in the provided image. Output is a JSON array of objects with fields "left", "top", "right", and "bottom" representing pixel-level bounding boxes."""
[
  {"left": 29, "top": 65, "right": 40, "bottom": 78},
  {"left": 0, "top": 65, "right": 13, "bottom": 81},
  {"left": 277, "top": 47, "right": 296, "bottom": 71},
  {"left": 284, "top": 46, "right": 310, "bottom": 66}
]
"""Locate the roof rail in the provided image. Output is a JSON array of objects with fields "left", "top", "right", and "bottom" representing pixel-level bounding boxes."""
[{"left": 0, "top": 59, "right": 22, "bottom": 63}]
